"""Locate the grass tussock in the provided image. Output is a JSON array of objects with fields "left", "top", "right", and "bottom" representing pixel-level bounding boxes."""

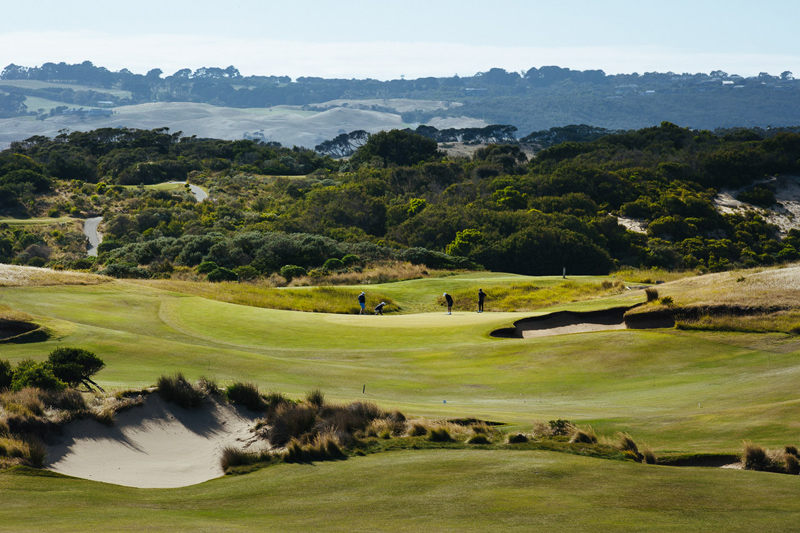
[
  {"left": 225, "top": 382, "right": 265, "bottom": 411},
  {"left": 0, "top": 435, "right": 47, "bottom": 468},
  {"left": 467, "top": 434, "right": 491, "bottom": 445},
  {"left": 644, "top": 287, "right": 659, "bottom": 302},
  {"left": 569, "top": 427, "right": 598, "bottom": 444},
  {"left": 507, "top": 433, "right": 529, "bottom": 444},
  {"left": 613, "top": 432, "right": 643, "bottom": 462},
  {"left": 676, "top": 309, "right": 800, "bottom": 335},
  {"left": 156, "top": 373, "right": 206, "bottom": 408},
  {"left": 741, "top": 441, "right": 800, "bottom": 474}
]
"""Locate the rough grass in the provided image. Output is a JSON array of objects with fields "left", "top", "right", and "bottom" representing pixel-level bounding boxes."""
[
  {"left": 0, "top": 264, "right": 107, "bottom": 288},
  {"left": 156, "top": 373, "right": 205, "bottom": 408},
  {"left": 225, "top": 382, "right": 264, "bottom": 411},
  {"left": 136, "top": 280, "right": 399, "bottom": 314}
]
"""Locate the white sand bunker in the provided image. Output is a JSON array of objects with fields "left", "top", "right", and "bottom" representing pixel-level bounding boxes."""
[{"left": 47, "top": 394, "right": 259, "bottom": 488}]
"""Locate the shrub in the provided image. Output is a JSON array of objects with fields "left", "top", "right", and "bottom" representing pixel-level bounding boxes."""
[
  {"left": 207, "top": 267, "right": 239, "bottom": 283},
  {"left": 156, "top": 373, "right": 205, "bottom": 408},
  {"left": 233, "top": 265, "right": 259, "bottom": 281},
  {"left": 0, "top": 359, "right": 11, "bottom": 390},
  {"left": 645, "top": 287, "right": 659, "bottom": 302},
  {"left": 196, "top": 261, "right": 218, "bottom": 274},
  {"left": 786, "top": 445, "right": 799, "bottom": 457},
  {"left": 569, "top": 427, "right": 598, "bottom": 444},
  {"left": 659, "top": 296, "right": 674, "bottom": 306},
  {"left": 226, "top": 382, "right": 265, "bottom": 411},
  {"left": 785, "top": 453, "right": 800, "bottom": 474},
  {"left": 428, "top": 428, "right": 453, "bottom": 442},
  {"left": 641, "top": 446, "right": 657, "bottom": 465},
  {"left": 743, "top": 442, "right": 775, "bottom": 471},
  {"left": 305, "top": 388, "right": 325, "bottom": 407},
  {"left": 263, "top": 391, "right": 290, "bottom": 413},
  {"left": 11, "top": 360, "right": 65, "bottom": 392},
  {"left": 47, "top": 347, "right": 105, "bottom": 391},
  {"left": 548, "top": 419, "right": 574, "bottom": 436},
  {"left": 507, "top": 433, "right": 529, "bottom": 444},
  {"left": 341, "top": 254, "right": 361, "bottom": 267},
  {"left": 323, "top": 258, "right": 344, "bottom": 271},
  {"left": 280, "top": 265, "right": 307, "bottom": 282}
]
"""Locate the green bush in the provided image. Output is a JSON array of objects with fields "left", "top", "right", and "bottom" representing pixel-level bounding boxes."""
[
  {"left": 156, "top": 373, "right": 205, "bottom": 408},
  {"left": 341, "top": 254, "right": 361, "bottom": 267},
  {"left": 280, "top": 265, "right": 307, "bottom": 282},
  {"left": 225, "top": 382, "right": 265, "bottom": 411},
  {"left": 196, "top": 261, "right": 218, "bottom": 274},
  {"left": 467, "top": 435, "right": 491, "bottom": 445},
  {"left": 47, "top": 347, "right": 105, "bottom": 391},
  {"left": 233, "top": 265, "right": 259, "bottom": 281},
  {"left": 11, "top": 359, "right": 65, "bottom": 392},
  {"left": 207, "top": 267, "right": 239, "bottom": 283},
  {"left": 323, "top": 258, "right": 344, "bottom": 271}
]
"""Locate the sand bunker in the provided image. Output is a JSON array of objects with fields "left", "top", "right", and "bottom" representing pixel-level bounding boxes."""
[
  {"left": 492, "top": 305, "right": 673, "bottom": 339},
  {"left": 46, "top": 394, "right": 260, "bottom": 488}
]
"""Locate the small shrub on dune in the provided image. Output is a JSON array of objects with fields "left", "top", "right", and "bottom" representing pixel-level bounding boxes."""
[
  {"left": 427, "top": 428, "right": 453, "bottom": 443},
  {"left": 743, "top": 441, "right": 770, "bottom": 471},
  {"left": 156, "top": 373, "right": 205, "bottom": 408},
  {"left": 263, "top": 391, "right": 290, "bottom": 413},
  {"left": 507, "top": 433, "right": 529, "bottom": 444},
  {"left": 225, "top": 382, "right": 265, "bottom": 411},
  {"left": 0, "top": 436, "right": 47, "bottom": 467},
  {"left": 569, "top": 427, "right": 598, "bottom": 444}
]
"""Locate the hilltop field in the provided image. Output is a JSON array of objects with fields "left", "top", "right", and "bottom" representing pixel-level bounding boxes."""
[{"left": 3, "top": 263, "right": 800, "bottom": 529}]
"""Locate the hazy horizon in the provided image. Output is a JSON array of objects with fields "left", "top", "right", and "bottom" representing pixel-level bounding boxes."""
[{"left": 2, "top": 0, "right": 799, "bottom": 81}]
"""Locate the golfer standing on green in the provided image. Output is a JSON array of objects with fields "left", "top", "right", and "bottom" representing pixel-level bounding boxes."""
[{"left": 444, "top": 292, "right": 453, "bottom": 315}]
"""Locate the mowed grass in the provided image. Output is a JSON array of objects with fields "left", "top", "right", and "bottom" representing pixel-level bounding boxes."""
[
  {"left": 2, "top": 269, "right": 800, "bottom": 452},
  {"left": 3, "top": 450, "right": 800, "bottom": 531}
]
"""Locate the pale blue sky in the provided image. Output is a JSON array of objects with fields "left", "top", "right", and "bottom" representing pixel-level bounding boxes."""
[{"left": 2, "top": 0, "right": 798, "bottom": 79}]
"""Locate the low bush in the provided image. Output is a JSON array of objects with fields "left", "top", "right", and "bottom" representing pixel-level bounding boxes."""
[
  {"left": 207, "top": 267, "right": 239, "bottom": 283},
  {"left": 220, "top": 445, "right": 256, "bottom": 470},
  {"left": 645, "top": 287, "right": 659, "bottom": 302},
  {"left": 156, "top": 373, "right": 205, "bottom": 408},
  {"left": 0, "top": 359, "right": 12, "bottom": 390},
  {"left": 267, "top": 404, "right": 318, "bottom": 447},
  {"left": 467, "top": 435, "right": 491, "bottom": 445},
  {"left": 196, "top": 261, "right": 218, "bottom": 274},
  {"left": 641, "top": 446, "right": 657, "bottom": 465},
  {"left": 11, "top": 360, "right": 65, "bottom": 392},
  {"left": 305, "top": 388, "right": 325, "bottom": 407},
  {"left": 225, "top": 382, "right": 264, "bottom": 411},
  {"left": 280, "top": 265, "right": 307, "bottom": 282}
]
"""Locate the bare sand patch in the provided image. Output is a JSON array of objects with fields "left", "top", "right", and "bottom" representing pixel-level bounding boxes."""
[{"left": 46, "top": 394, "right": 260, "bottom": 488}]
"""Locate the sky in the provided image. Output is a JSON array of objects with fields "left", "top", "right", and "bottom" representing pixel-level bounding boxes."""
[{"left": 2, "top": 0, "right": 799, "bottom": 80}]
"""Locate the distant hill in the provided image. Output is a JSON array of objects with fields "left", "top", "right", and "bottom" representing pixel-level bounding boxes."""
[{"left": 1, "top": 62, "right": 800, "bottom": 146}]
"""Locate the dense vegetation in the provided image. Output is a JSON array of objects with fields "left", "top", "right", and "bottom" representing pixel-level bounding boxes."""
[
  {"left": 3, "top": 62, "right": 800, "bottom": 132},
  {"left": 2, "top": 123, "right": 800, "bottom": 278}
]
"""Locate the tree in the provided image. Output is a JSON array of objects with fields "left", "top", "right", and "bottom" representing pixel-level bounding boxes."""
[
  {"left": 11, "top": 359, "right": 65, "bottom": 391},
  {"left": 48, "top": 347, "right": 105, "bottom": 391},
  {"left": 350, "top": 130, "right": 440, "bottom": 168}
]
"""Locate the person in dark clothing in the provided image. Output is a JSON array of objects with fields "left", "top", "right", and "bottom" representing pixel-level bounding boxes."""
[
  {"left": 374, "top": 301, "right": 386, "bottom": 315},
  {"left": 478, "top": 288, "right": 486, "bottom": 313},
  {"left": 358, "top": 291, "right": 366, "bottom": 314},
  {"left": 443, "top": 292, "right": 453, "bottom": 315}
]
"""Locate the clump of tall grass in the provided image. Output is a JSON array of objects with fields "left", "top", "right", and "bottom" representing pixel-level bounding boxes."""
[
  {"left": 741, "top": 441, "right": 800, "bottom": 474},
  {"left": 408, "top": 422, "right": 428, "bottom": 437},
  {"left": 467, "top": 434, "right": 491, "bottom": 445},
  {"left": 614, "top": 432, "right": 643, "bottom": 462},
  {"left": 305, "top": 388, "right": 325, "bottom": 408},
  {"left": 0, "top": 435, "right": 47, "bottom": 467},
  {"left": 156, "top": 373, "right": 205, "bottom": 408},
  {"left": 644, "top": 287, "right": 659, "bottom": 302},
  {"left": 282, "top": 433, "right": 345, "bottom": 463},
  {"left": 532, "top": 419, "right": 574, "bottom": 438},
  {"left": 641, "top": 445, "right": 657, "bottom": 465},
  {"left": 225, "top": 382, "right": 265, "bottom": 411},
  {"left": 569, "top": 426, "right": 598, "bottom": 444},
  {"left": 427, "top": 428, "right": 453, "bottom": 442},
  {"left": 507, "top": 433, "right": 529, "bottom": 444}
]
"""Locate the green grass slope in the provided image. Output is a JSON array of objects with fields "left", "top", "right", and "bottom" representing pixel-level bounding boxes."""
[{"left": 3, "top": 450, "right": 800, "bottom": 531}]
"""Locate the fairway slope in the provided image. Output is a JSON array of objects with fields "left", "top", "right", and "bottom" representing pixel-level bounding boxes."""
[{"left": 46, "top": 394, "right": 259, "bottom": 488}]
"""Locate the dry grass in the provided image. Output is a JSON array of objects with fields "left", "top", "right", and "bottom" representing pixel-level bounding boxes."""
[
  {"left": 135, "top": 279, "right": 398, "bottom": 314},
  {"left": 0, "top": 264, "right": 107, "bottom": 287},
  {"left": 287, "top": 262, "right": 432, "bottom": 287}
]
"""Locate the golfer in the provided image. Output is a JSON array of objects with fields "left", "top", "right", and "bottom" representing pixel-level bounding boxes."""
[
  {"left": 443, "top": 292, "right": 453, "bottom": 315},
  {"left": 478, "top": 288, "right": 486, "bottom": 313},
  {"left": 374, "top": 301, "right": 386, "bottom": 315},
  {"left": 358, "top": 291, "right": 366, "bottom": 314}
]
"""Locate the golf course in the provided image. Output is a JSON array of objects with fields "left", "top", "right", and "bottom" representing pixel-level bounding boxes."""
[{"left": 3, "top": 264, "right": 800, "bottom": 530}]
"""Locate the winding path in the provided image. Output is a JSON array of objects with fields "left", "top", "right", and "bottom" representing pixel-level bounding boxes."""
[{"left": 82, "top": 181, "right": 209, "bottom": 256}]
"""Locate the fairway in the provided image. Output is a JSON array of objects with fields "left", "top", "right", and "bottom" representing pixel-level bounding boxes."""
[{"left": 3, "top": 268, "right": 800, "bottom": 529}]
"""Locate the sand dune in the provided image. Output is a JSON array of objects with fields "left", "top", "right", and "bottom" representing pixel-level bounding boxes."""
[{"left": 46, "top": 394, "right": 261, "bottom": 488}]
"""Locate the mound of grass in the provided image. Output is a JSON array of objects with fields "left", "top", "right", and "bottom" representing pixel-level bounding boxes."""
[
  {"left": 428, "top": 428, "right": 453, "bottom": 442},
  {"left": 156, "top": 373, "right": 205, "bottom": 408},
  {"left": 225, "top": 382, "right": 265, "bottom": 411},
  {"left": 467, "top": 435, "right": 491, "bottom": 445},
  {"left": 569, "top": 427, "right": 598, "bottom": 444},
  {"left": 507, "top": 433, "right": 529, "bottom": 444}
]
